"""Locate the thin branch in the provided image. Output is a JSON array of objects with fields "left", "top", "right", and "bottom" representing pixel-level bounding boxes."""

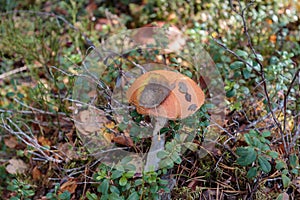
[
  {"left": 0, "top": 115, "right": 63, "bottom": 163},
  {"left": 225, "top": 0, "right": 288, "bottom": 154}
]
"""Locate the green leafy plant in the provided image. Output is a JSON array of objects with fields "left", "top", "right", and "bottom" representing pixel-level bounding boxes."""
[
  {"left": 237, "top": 130, "right": 299, "bottom": 190},
  {"left": 7, "top": 179, "right": 35, "bottom": 200},
  {"left": 93, "top": 163, "right": 170, "bottom": 199},
  {"left": 46, "top": 183, "right": 71, "bottom": 200},
  {"left": 236, "top": 130, "right": 277, "bottom": 178},
  {"left": 158, "top": 133, "right": 197, "bottom": 169}
]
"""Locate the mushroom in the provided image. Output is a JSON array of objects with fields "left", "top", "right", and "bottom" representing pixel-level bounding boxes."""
[{"left": 127, "top": 70, "right": 205, "bottom": 171}]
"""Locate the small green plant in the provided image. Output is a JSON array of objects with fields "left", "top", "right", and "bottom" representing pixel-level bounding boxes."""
[
  {"left": 237, "top": 130, "right": 300, "bottom": 189},
  {"left": 158, "top": 133, "right": 197, "bottom": 169},
  {"left": 6, "top": 179, "right": 35, "bottom": 200},
  {"left": 93, "top": 163, "right": 170, "bottom": 200},
  {"left": 46, "top": 183, "right": 71, "bottom": 200},
  {"left": 236, "top": 130, "right": 277, "bottom": 178}
]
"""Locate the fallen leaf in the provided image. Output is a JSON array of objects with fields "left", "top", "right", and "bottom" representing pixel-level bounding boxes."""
[
  {"left": 75, "top": 106, "right": 110, "bottom": 135},
  {"left": 38, "top": 136, "right": 51, "bottom": 147},
  {"left": 105, "top": 122, "right": 115, "bottom": 129},
  {"left": 59, "top": 178, "right": 77, "bottom": 194},
  {"left": 113, "top": 135, "right": 134, "bottom": 147},
  {"left": 103, "top": 132, "right": 114, "bottom": 143},
  {"left": 32, "top": 166, "right": 42, "bottom": 180},
  {"left": 6, "top": 158, "right": 28, "bottom": 174},
  {"left": 57, "top": 143, "right": 79, "bottom": 161},
  {"left": 4, "top": 136, "right": 18, "bottom": 148}
]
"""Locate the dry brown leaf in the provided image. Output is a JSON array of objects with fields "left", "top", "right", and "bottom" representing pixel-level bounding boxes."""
[
  {"left": 113, "top": 135, "right": 134, "bottom": 147},
  {"left": 4, "top": 136, "right": 18, "bottom": 148},
  {"left": 59, "top": 179, "right": 77, "bottom": 194},
  {"left": 75, "top": 107, "right": 110, "bottom": 135},
  {"left": 6, "top": 158, "right": 28, "bottom": 174},
  {"left": 103, "top": 132, "right": 114, "bottom": 143},
  {"left": 38, "top": 136, "right": 51, "bottom": 146},
  {"left": 57, "top": 143, "right": 79, "bottom": 161},
  {"left": 32, "top": 166, "right": 42, "bottom": 180}
]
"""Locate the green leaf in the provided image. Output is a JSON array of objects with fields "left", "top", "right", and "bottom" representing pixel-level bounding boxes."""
[
  {"left": 119, "top": 176, "right": 127, "bottom": 186},
  {"left": 57, "top": 82, "right": 65, "bottom": 90},
  {"left": 244, "top": 134, "right": 252, "bottom": 146},
  {"left": 86, "top": 191, "right": 98, "bottom": 200},
  {"left": 282, "top": 169, "right": 289, "bottom": 175},
  {"left": 226, "top": 89, "right": 236, "bottom": 98},
  {"left": 183, "top": 70, "right": 193, "bottom": 78},
  {"left": 281, "top": 174, "right": 291, "bottom": 188},
  {"left": 98, "top": 179, "right": 109, "bottom": 194},
  {"left": 236, "top": 50, "right": 248, "bottom": 58},
  {"left": 160, "top": 158, "right": 174, "bottom": 168},
  {"left": 157, "top": 150, "right": 169, "bottom": 159},
  {"left": 262, "top": 131, "right": 271, "bottom": 137},
  {"left": 150, "top": 184, "right": 158, "bottom": 193},
  {"left": 170, "top": 57, "right": 178, "bottom": 63},
  {"left": 291, "top": 168, "right": 298, "bottom": 175},
  {"left": 275, "top": 160, "right": 286, "bottom": 170},
  {"left": 124, "top": 164, "right": 136, "bottom": 171},
  {"left": 289, "top": 154, "right": 298, "bottom": 168},
  {"left": 125, "top": 171, "right": 135, "bottom": 178},
  {"left": 134, "top": 179, "right": 143, "bottom": 186},
  {"left": 267, "top": 151, "right": 279, "bottom": 159},
  {"left": 256, "top": 54, "right": 264, "bottom": 61},
  {"left": 118, "top": 123, "right": 128, "bottom": 131},
  {"left": 258, "top": 156, "right": 271, "bottom": 173},
  {"left": 127, "top": 192, "right": 139, "bottom": 200},
  {"left": 58, "top": 191, "right": 71, "bottom": 200},
  {"left": 184, "top": 142, "right": 198, "bottom": 151},
  {"left": 242, "top": 68, "right": 251, "bottom": 79},
  {"left": 247, "top": 167, "right": 258, "bottom": 179},
  {"left": 111, "top": 170, "right": 123, "bottom": 180},
  {"left": 236, "top": 147, "right": 257, "bottom": 166},
  {"left": 170, "top": 153, "right": 182, "bottom": 164},
  {"left": 158, "top": 179, "right": 169, "bottom": 185},
  {"left": 250, "top": 53, "right": 263, "bottom": 61},
  {"left": 276, "top": 192, "right": 289, "bottom": 200},
  {"left": 109, "top": 186, "right": 120, "bottom": 195},
  {"left": 230, "top": 61, "right": 244, "bottom": 70},
  {"left": 252, "top": 137, "right": 264, "bottom": 149},
  {"left": 6, "top": 92, "right": 15, "bottom": 98}
]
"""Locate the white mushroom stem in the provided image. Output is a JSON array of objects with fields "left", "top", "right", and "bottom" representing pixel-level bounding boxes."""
[{"left": 144, "top": 117, "right": 167, "bottom": 172}]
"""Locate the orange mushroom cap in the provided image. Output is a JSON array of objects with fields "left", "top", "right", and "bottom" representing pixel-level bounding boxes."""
[{"left": 127, "top": 70, "right": 205, "bottom": 120}]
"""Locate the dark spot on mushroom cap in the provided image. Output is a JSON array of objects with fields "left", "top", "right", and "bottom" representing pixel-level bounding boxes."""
[
  {"left": 188, "top": 104, "right": 197, "bottom": 111},
  {"left": 178, "top": 81, "right": 188, "bottom": 94},
  {"left": 170, "top": 82, "right": 176, "bottom": 90},
  {"left": 138, "top": 83, "right": 171, "bottom": 108},
  {"left": 185, "top": 93, "right": 191, "bottom": 102}
]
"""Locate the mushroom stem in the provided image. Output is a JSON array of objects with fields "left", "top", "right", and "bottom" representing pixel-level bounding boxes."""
[{"left": 144, "top": 117, "right": 167, "bottom": 172}]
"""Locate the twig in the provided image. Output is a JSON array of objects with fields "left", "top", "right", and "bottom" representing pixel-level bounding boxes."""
[
  {"left": 212, "top": 38, "right": 260, "bottom": 75},
  {"left": 225, "top": 0, "right": 288, "bottom": 155},
  {"left": 0, "top": 115, "right": 63, "bottom": 163},
  {"left": 0, "top": 66, "right": 29, "bottom": 80},
  {"left": 285, "top": 68, "right": 300, "bottom": 153}
]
